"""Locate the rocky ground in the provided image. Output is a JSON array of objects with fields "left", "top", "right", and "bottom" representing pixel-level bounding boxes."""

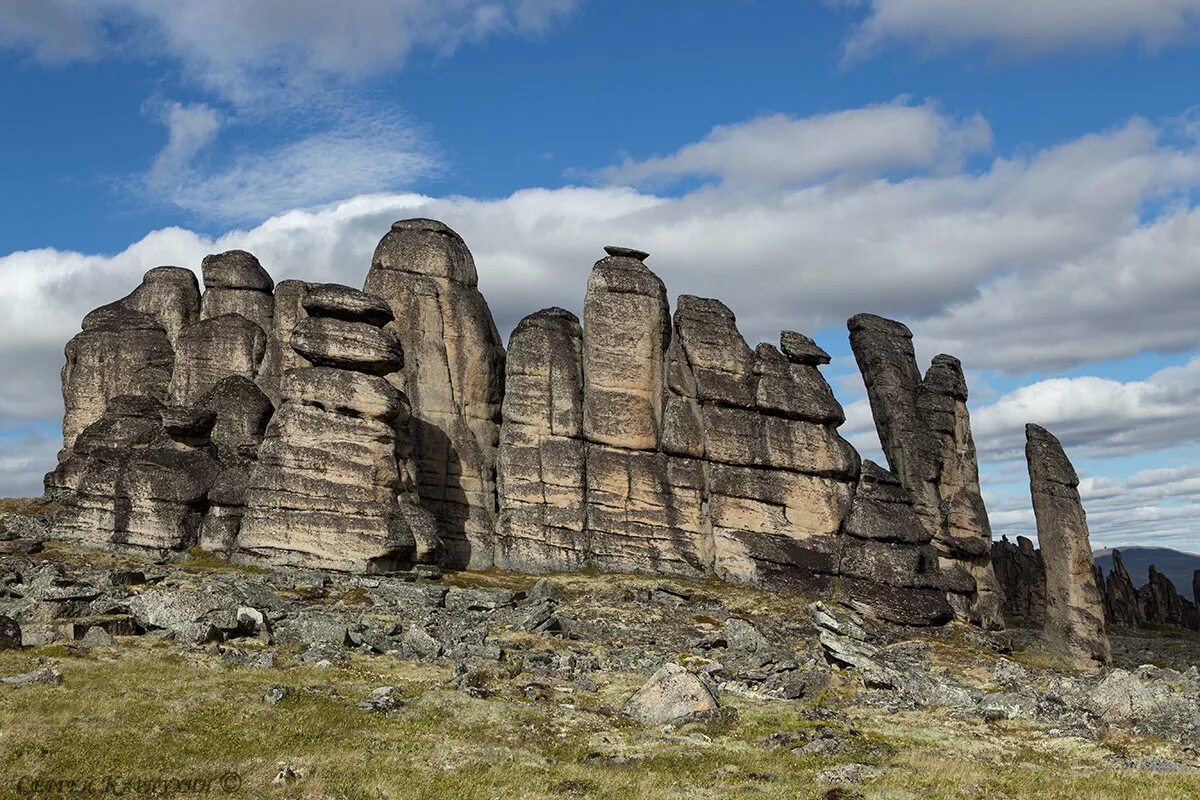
[{"left": 2, "top": 507, "right": 1199, "bottom": 800}]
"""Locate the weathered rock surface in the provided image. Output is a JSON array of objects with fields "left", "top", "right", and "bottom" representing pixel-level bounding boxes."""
[
  {"left": 835, "top": 462, "right": 952, "bottom": 626},
  {"left": 170, "top": 314, "right": 266, "bottom": 406},
  {"left": 364, "top": 219, "right": 505, "bottom": 570},
  {"left": 495, "top": 308, "right": 586, "bottom": 572},
  {"left": 195, "top": 376, "right": 274, "bottom": 554},
  {"left": 622, "top": 662, "right": 720, "bottom": 725},
  {"left": 1140, "top": 565, "right": 1200, "bottom": 630},
  {"left": 848, "top": 314, "right": 1004, "bottom": 629},
  {"left": 991, "top": 535, "right": 1047, "bottom": 627},
  {"left": 256, "top": 280, "right": 310, "bottom": 405},
  {"left": 57, "top": 305, "right": 174, "bottom": 453},
  {"left": 120, "top": 266, "right": 201, "bottom": 347},
  {"left": 52, "top": 395, "right": 220, "bottom": 552},
  {"left": 199, "top": 250, "right": 275, "bottom": 334},
  {"left": 1026, "top": 423, "right": 1110, "bottom": 669},
  {"left": 238, "top": 285, "right": 434, "bottom": 572}
]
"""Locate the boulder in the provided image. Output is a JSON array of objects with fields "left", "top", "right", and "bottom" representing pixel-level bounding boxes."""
[
  {"left": 289, "top": 316, "right": 404, "bottom": 375},
  {"left": 364, "top": 219, "right": 505, "bottom": 569},
  {"left": 622, "top": 663, "right": 720, "bottom": 725},
  {"left": 0, "top": 615, "right": 20, "bottom": 650},
  {"left": 170, "top": 314, "right": 266, "bottom": 406},
  {"left": 1026, "top": 423, "right": 1110, "bottom": 669},
  {"left": 302, "top": 284, "right": 394, "bottom": 326}
]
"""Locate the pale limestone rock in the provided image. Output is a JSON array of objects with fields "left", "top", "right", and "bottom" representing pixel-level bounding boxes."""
[
  {"left": 364, "top": 219, "right": 505, "bottom": 569},
  {"left": 1026, "top": 423, "right": 1110, "bottom": 669}
]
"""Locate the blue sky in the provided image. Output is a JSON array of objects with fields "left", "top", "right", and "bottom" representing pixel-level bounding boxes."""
[{"left": 1, "top": 0, "right": 1199, "bottom": 554}]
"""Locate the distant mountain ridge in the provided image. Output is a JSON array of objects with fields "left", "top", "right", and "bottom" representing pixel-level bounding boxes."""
[{"left": 1093, "top": 547, "right": 1200, "bottom": 598}]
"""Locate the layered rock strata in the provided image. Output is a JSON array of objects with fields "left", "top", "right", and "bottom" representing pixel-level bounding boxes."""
[
  {"left": 364, "top": 220, "right": 505, "bottom": 570},
  {"left": 237, "top": 284, "right": 427, "bottom": 572},
  {"left": 256, "top": 280, "right": 310, "bottom": 405},
  {"left": 199, "top": 250, "right": 275, "bottom": 334},
  {"left": 991, "top": 535, "right": 1047, "bottom": 627},
  {"left": 1026, "top": 423, "right": 1110, "bottom": 669},
  {"left": 848, "top": 314, "right": 1005, "bottom": 629}
]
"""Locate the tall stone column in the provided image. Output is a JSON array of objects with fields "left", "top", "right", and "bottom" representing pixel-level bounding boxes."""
[
  {"left": 364, "top": 219, "right": 505, "bottom": 569},
  {"left": 1026, "top": 423, "right": 1110, "bottom": 669}
]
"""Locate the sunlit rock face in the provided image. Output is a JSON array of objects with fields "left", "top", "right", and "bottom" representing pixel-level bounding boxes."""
[{"left": 364, "top": 219, "right": 506, "bottom": 570}]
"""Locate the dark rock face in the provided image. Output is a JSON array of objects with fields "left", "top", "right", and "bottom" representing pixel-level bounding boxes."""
[
  {"left": 991, "top": 535, "right": 1047, "bottom": 627},
  {"left": 1026, "top": 424, "right": 1110, "bottom": 669},
  {"left": 53, "top": 395, "right": 220, "bottom": 552},
  {"left": 848, "top": 314, "right": 1004, "bottom": 630},
  {"left": 835, "top": 462, "right": 952, "bottom": 626},
  {"left": 1105, "top": 549, "right": 1144, "bottom": 628},
  {"left": 1139, "top": 566, "right": 1200, "bottom": 630},
  {"left": 238, "top": 285, "right": 437, "bottom": 572},
  {"left": 364, "top": 219, "right": 506, "bottom": 570}
]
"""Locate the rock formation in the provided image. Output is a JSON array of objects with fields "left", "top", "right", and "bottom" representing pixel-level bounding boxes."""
[
  {"left": 364, "top": 220, "right": 505, "bottom": 570},
  {"left": 990, "top": 535, "right": 1047, "bottom": 627},
  {"left": 238, "top": 284, "right": 429, "bottom": 573},
  {"left": 43, "top": 219, "right": 1034, "bottom": 632},
  {"left": 1104, "top": 549, "right": 1143, "bottom": 628},
  {"left": 848, "top": 315, "right": 1004, "bottom": 629},
  {"left": 199, "top": 250, "right": 275, "bottom": 335},
  {"left": 1139, "top": 565, "right": 1200, "bottom": 630},
  {"left": 52, "top": 395, "right": 220, "bottom": 552},
  {"left": 1026, "top": 423, "right": 1110, "bottom": 669}
]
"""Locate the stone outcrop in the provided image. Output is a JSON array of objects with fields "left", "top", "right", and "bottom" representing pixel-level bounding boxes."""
[
  {"left": 1139, "top": 566, "right": 1200, "bottom": 630},
  {"left": 991, "top": 535, "right": 1047, "bottom": 627},
  {"left": 52, "top": 395, "right": 220, "bottom": 552},
  {"left": 1026, "top": 423, "right": 1110, "bottom": 669},
  {"left": 199, "top": 250, "right": 274, "bottom": 334},
  {"left": 45, "top": 219, "right": 1030, "bottom": 632},
  {"left": 1104, "top": 549, "right": 1143, "bottom": 628},
  {"left": 170, "top": 314, "right": 267, "bottom": 407},
  {"left": 494, "top": 308, "right": 586, "bottom": 572},
  {"left": 364, "top": 219, "right": 505, "bottom": 570},
  {"left": 256, "top": 280, "right": 309, "bottom": 405},
  {"left": 237, "top": 284, "right": 432, "bottom": 572},
  {"left": 848, "top": 314, "right": 1004, "bottom": 630},
  {"left": 834, "top": 462, "right": 952, "bottom": 626}
]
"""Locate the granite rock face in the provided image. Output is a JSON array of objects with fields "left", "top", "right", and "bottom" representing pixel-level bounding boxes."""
[
  {"left": 199, "top": 250, "right": 275, "bottom": 334},
  {"left": 1026, "top": 423, "right": 1110, "bottom": 669},
  {"left": 364, "top": 219, "right": 505, "bottom": 570},
  {"left": 1104, "top": 549, "right": 1144, "bottom": 628},
  {"left": 991, "top": 535, "right": 1047, "bottom": 627},
  {"left": 238, "top": 284, "right": 435, "bottom": 572},
  {"left": 848, "top": 314, "right": 1004, "bottom": 630},
  {"left": 57, "top": 305, "right": 175, "bottom": 453},
  {"left": 834, "top": 462, "right": 952, "bottom": 626}
]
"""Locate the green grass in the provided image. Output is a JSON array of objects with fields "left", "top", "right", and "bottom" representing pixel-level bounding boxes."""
[{"left": 2, "top": 640, "right": 1198, "bottom": 800}]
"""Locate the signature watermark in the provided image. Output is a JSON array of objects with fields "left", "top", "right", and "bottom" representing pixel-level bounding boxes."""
[{"left": 12, "top": 773, "right": 242, "bottom": 797}]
